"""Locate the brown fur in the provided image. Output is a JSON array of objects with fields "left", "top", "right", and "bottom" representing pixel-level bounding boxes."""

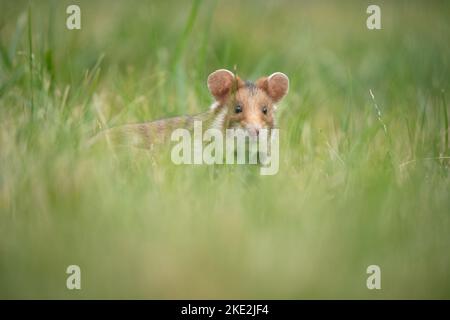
[
  {"left": 223, "top": 85, "right": 275, "bottom": 132},
  {"left": 211, "top": 69, "right": 289, "bottom": 137},
  {"left": 90, "top": 69, "right": 289, "bottom": 149}
]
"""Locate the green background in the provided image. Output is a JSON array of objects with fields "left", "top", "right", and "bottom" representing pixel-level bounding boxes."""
[{"left": 0, "top": 0, "right": 449, "bottom": 298}]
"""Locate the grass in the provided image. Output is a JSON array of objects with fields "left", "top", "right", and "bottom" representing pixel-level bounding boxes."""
[{"left": 0, "top": 0, "right": 449, "bottom": 299}]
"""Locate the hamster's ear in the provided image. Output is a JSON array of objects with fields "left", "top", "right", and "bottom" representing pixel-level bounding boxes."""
[
  {"left": 207, "top": 69, "right": 242, "bottom": 102},
  {"left": 256, "top": 72, "right": 289, "bottom": 103}
]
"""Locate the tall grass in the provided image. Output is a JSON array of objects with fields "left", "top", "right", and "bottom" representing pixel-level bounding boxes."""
[{"left": 0, "top": 0, "right": 449, "bottom": 299}]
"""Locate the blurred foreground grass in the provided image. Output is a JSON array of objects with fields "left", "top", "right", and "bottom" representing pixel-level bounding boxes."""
[{"left": 0, "top": 0, "right": 449, "bottom": 298}]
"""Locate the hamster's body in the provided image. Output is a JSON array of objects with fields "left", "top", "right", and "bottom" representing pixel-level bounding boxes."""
[{"left": 90, "top": 69, "right": 289, "bottom": 149}]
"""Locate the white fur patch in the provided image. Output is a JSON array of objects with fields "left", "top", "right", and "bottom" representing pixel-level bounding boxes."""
[
  {"left": 210, "top": 107, "right": 228, "bottom": 130},
  {"left": 209, "top": 101, "right": 220, "bottom": 111}
]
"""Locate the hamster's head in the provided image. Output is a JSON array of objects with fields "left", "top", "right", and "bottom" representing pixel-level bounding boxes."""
[{"left": 207, "top": 69, "right": 289, "bottom": 137}]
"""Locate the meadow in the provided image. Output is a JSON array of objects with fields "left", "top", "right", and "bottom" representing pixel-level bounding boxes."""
[{"left": 0, "top": 0, "right": 449, "bottom": 299}]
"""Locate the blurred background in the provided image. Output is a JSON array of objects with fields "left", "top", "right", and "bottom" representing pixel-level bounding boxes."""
[{"left": 0, "top": 0, "right": 449, "bottom": 298}]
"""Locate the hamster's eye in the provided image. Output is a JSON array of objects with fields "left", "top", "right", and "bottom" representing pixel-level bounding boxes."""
[
  {"left": 235, "top": 105, "right": 243, "bottom": 113},
  {"left": 262, "top": 106, "right": 268, "bottom": 115}
]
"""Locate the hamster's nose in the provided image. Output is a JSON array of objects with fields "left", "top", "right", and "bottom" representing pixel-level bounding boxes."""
[{"left": 247, "top": 126, "right": 260, "bottom": 137}]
